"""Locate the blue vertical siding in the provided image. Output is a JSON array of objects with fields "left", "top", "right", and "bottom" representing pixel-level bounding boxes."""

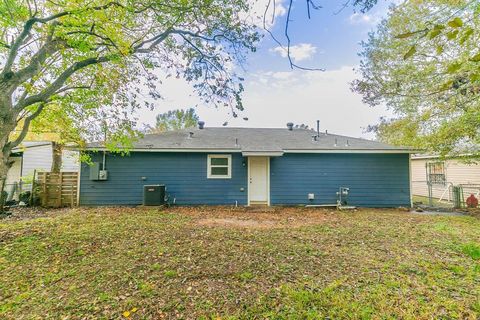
[
  {"left": 80, "top": 152, "right": 248, "bottom": 206},
  {"left": 270, "top": 153, "right": 410, "bottom": 207}
]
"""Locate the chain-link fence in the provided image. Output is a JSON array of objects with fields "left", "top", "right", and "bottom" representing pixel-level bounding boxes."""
[
  {"left": 412, "top": 180, "right": 480, "bottom": 210},
  {"left": 2, "top": 181, "right": 33, "bottom": 204}
]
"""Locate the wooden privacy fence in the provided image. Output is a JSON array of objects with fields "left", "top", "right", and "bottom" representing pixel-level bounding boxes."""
[{"left": 35, "top": 172, "right": 79, "bottom": 207}]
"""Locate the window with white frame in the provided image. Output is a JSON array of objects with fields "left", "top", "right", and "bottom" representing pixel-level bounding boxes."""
[{"left": 207, "top": 154, "right": 231, "bottom": 179}]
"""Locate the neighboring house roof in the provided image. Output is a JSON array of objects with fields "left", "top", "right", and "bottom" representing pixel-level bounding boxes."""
[
  {"left": 11, "top": 141, "right": 52, "bottom": 153},
  {"left": 87, "top": 127, "right": 414, "bottom": 154},
  {"left": 412, "top": 153, "right": 479, "bottom": 160}
]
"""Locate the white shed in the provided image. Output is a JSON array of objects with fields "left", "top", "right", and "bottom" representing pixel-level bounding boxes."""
[{"left": 5, "top": 141, "right": 79, "bottom": 187}]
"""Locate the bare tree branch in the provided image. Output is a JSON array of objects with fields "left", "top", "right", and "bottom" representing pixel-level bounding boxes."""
[
  {"left": 1, "top": 19, "right": 37, "bottom": 75},
  {"left": 133, "top": 28, "right": 173, "bottom": 53}
]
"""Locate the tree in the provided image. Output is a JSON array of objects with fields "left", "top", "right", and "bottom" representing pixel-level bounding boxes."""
[
  {"left": 352, "top": 1, "right": 480, "bottom": 157},
  {"left": 153, "top": 108, "right": 199, "bottom": 132},
  {"left": 0, "top": 0, "right": 259, "bottom": 207}
]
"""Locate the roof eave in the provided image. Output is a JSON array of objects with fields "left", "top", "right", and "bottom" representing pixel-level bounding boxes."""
[{"left": 83, "top": 147, "right": 415, "bottom": 154}]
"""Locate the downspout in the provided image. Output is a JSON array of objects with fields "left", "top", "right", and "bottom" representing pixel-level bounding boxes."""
[
  {"left": 102, "top": 121, "right": 107, "bottom": 170},
  {"left": 102, "top": 151, "right": 106, "bottom": 170}
]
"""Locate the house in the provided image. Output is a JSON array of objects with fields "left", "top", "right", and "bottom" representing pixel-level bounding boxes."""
[
  {"left": 411, "top": 155, "right": 480, "bottom": 202},
  {"left": 5, "top": 141, "right": 79, "bottom": 198},
  {"left": 79, "top": 123, "right": 413, "bottom": 207}
]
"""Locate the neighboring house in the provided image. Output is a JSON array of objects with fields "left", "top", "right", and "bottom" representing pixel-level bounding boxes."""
[
  {"left": 6, "top": 141, "right": 79, "bottom": 192},
  {"left": 411, "top": 155, "right": 480, "bottom": 200},
  {"left": 80, "top": 124, "right": 413, "bottom": 207}
]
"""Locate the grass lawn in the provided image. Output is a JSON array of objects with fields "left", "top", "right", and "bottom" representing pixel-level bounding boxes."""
[{"left": 1, "top": 207, "right": 479, "bottom": 319}]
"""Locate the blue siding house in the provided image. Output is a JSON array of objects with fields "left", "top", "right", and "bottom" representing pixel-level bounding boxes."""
[{"left": 80, "top": 124, "right": 413, "bottom": 207}]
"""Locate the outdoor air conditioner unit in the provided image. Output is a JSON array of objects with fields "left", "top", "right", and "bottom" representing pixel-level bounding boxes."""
[{"left": 143, "top": 185, "right": 166, "bottom": 206}]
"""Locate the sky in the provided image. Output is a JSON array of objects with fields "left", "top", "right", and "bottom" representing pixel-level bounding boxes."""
[{"left": 135, "top": 0, "right": 395, "bottom": 139}]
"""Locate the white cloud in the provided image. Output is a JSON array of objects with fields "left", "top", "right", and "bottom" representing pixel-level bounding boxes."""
[
  {"left": 349, "top": 12, "right": 374, "bottom": 24},
  {"left": 349, "top": 12, "right": 373, "bottom": 24},
  {"left": 134, "top": 66, "right": 392, "bottom": 139},
  {"left": 270, "top": 43, "right": 318, "bottom": 62}
]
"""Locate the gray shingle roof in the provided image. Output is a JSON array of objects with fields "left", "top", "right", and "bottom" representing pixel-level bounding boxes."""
[{"left": 87, "top": 127, "right": 413, "bottom": 153}]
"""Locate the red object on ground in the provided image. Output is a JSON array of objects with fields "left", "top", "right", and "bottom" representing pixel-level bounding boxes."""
[{"left": 466, "top": 194, "right": 479, "bottom": 208}]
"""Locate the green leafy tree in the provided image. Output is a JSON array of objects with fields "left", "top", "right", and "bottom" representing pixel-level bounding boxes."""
[
  {"left": 153, "top": 108, "right": 199, "bottom": 132},
  {"left": 0, "top": 0, "right": 259, "bottom": 207},
  {"left": 352, "top": 1, "right": 480, "bottom": 157}
]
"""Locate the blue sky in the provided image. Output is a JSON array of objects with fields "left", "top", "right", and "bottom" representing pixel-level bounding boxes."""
[
  {"left": 249, "top": 0, "right": 390, "bottom": 70},
  {"left": 137, "top": 0, "right": 395, "bottom": 138}
]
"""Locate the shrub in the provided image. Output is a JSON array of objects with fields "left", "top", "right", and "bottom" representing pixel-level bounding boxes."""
[{"left": 19, "top": 191, "right": 31, "bottom": 204}]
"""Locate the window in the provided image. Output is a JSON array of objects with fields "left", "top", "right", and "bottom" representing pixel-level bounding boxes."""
[
  {"left": 427, "top": 161, "right": 446, "bottom": 185},
  {"left": 207, "top": 155, "right": 231, "bottom": 179}
]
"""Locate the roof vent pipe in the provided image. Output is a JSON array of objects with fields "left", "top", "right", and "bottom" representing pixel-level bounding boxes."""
[
  {"left": 325, "top": 130, "right": 328, "bottom": 135},
  {"left": 316, "top": 120, "right": 320, "bottom": 137},
  {"left": 286, "top": 122, "right": 294, "bottom": 131},
  {"left": 198, "top": 121, "right": 205, "bottom": 129},
  {"left": 188, "top": 132, "right": 194, "bottom": 138}
]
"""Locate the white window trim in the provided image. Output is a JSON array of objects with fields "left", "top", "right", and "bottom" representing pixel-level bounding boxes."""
[{"left": 207, "top": 154, "right": 232, "bottom": 179}]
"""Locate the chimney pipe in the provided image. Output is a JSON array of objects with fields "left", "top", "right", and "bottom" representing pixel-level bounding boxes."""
[
  {"left": 286, "top": 122, "right": 294, "bottom": 131},
  {"left": 316, "top": 120, "right": 320, "bottom": 137},
  {"left": 198, "top": 121, "right": 205, "bottom": 129}
]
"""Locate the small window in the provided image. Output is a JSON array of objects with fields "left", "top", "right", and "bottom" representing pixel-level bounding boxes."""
[
  {"left": 427, "top": 161, "right": 446, "bottom": 185},
  {"left": 207, "top": 154, "right": 231, "bottom": 179}
]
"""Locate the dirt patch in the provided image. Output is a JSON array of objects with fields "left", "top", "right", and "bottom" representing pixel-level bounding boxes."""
[
  {"left": 197, "top": 217, "right": 278, "bottom": 228},
  {"left": 0, "top": 206, "right": 61, "bottom": 222},
  {"left": 166, "top": 206, "right": 341, "bottom": 229}
]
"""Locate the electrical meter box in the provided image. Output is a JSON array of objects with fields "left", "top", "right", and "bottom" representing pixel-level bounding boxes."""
[
  {"left": 89, "top": 162, "right": 108, "bottom": 181},
  {"left": 98, "top": 170, "right": 108, "bottom": 180}
]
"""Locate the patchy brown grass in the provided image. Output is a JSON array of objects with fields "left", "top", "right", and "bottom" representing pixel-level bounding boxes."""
[
  {"left": 0, "top": 206, "right": 479, "bottom": 319},
  {"left": 176, "top": 206, "right": 338, "bottom": 229}
]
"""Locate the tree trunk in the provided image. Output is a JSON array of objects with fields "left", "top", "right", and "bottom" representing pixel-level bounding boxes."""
[
  {"left": 0, "top": 100, "right": 18, "bottom": 213},
  {"left": 0, "top": 140, "right": 16, "bottom": 212},
  {"left": 0, "top": 156, "right": 10, "bottom": 212},
  {"left": 51, "top": 142, "right": 63, "bottom": 173}
]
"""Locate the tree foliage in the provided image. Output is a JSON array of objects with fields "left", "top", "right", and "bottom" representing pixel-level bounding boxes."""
[
  {"left": 352, "top": 0, "right": 480, "bottom": 157},
  {"left": 0, "top": 0, "right": 259, "bottom": 190},
  {"left": 153, "top": 108, "right": 199, "bottom": 132}
]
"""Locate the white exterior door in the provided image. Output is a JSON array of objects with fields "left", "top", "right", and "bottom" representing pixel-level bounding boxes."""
[{"left": 248, "top": 157, "right": 269, "bottom": 205}]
